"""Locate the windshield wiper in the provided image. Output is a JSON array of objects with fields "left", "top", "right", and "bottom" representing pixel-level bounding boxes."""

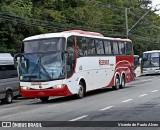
[
  {"left": 36, "top": 56, "right": 52, "bottom": 80},
  {"left": 40, "top": 63, "right": 52, "bottom": 80}
]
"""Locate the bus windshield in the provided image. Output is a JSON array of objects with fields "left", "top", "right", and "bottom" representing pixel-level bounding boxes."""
[
  {"left": 143, "top": 52, "right": 160, "bottom": 68},
  {"left": 18, "top": 51, "right": 65, "bottom": 81},
  {"left": 23, "top": 38, "right": 65, "bottom": 53}
]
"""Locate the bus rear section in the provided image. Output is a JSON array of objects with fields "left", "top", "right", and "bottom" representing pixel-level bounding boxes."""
[{"left": 142, "top": 50, "right": 160, "bottom": 75}]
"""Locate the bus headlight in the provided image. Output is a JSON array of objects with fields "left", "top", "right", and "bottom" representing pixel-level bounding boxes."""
[
  {"left": 21, "top": 86, "right": 29, "bottom": 90},
  {"left": 57, "top": 84, "right": 64, "bottom": 88},
  {"left": 53, "top": 84, "right": 65, "bottom": 89}
]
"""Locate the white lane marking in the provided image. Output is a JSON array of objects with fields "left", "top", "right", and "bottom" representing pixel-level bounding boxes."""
[
  {"left": 138, "top": 94, "right": 148, "bottom": 97},
  {"left": 122, "top": 99, "right": 133, "bottom": 103},
  {"left": 140, "top": 79, "right": 152, "bottom": 82},
  {"left": 99, "top": 106, "right": 114, "bottom": 111},
  {"left": 151, "top": 90, "right": 159, "bottom": 93},
  {"left": 69, "top": 115, "right": 88, "bottom": 121}
]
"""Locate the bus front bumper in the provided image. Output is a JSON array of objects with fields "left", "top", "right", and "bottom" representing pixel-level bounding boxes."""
[{"left": 20, "top": 85, "right": 72, "bottom": 98}]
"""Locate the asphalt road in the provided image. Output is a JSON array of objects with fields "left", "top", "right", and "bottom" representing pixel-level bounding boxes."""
[{"left": 1, "top": 75, "right": 160, "bottom": 130}]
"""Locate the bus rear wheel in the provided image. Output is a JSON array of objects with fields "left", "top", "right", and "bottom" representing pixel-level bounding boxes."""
[
  {"left": 112, "top": 75, "right": 120, "bottom": 90},
  {"left": 134, "top": 73, "right": 136, "bottom": 80},
  {"left": 39, "top": 97, "right": 49, "bottom": 102},
  {"left": 76, "top": 81, "right": 85, "bottom": 99},
  {"left": 120, "top": 75, "right": 126, "bottom": 89}
]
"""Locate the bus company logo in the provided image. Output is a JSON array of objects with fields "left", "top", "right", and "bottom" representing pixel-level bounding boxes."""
[
  {"left": 99, "top": 60, "right": 109, "bottom": 65},
  {"left": 2, "top": 122, "right": 11, "bottom": 127},
  {"left": 31, "top": 83, "right": 42, "bottom": 86}
]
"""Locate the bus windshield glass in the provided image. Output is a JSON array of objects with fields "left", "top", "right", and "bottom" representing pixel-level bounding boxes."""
[
  {"left": 18, "top": 51, "right": 65, "bottom": 81},
  {"left": 143, "top": 52, "right": 160, "bottom": 68},
  {"left": 23, "top": 38, "right": 65, "bottom": 53}
]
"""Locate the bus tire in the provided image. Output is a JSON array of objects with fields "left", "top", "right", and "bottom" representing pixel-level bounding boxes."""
[
  {"left": 112, "top": 75, "right": 120, "bottom": 90},
  {"left": 120, "top": 74, "right": 126, "bottom": 89},
  {"left": 134, "top": 73, "right": 136, "bottom": 80},
  {"left": 76, "top": 81, "right": 85, "bottom": 99},
  {"left": 39, "top": 97, "right": 49, "bottom": 102},
  {"left": 2, "top": 91, "right": 13, "bottom": 104}
]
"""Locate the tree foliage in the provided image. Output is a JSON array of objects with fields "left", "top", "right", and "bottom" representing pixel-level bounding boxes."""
[{"left": 0, "top": 0, "right": 160, "bottom": 56}]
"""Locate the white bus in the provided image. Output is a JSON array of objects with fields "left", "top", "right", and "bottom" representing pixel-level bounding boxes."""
[
  {"left": 15, "top": 30, "right": 134, "bottom": 102},
  {"left": 142, "top": 50, "right": 160, "bottom": 75},
  {"left": 134, "top": 55, "right": 141, "bottom": 78}
]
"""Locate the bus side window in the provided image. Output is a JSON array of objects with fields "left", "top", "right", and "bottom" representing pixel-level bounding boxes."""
[
  {"left": 104, "top": 40, "right": 112, "bottom": 54},
  {"left": 82, "top": 39, "right": 88, "bottom": 56},
  {"left": 66, "top": 36, "right": 76, "bottom": 78},
  {"left": 95, "top": 39, "right": 105, "bottom": 55},
  {"left": 113, "top": 41, "right": 119, "bottom": 55},
  {"left": 125, "top": 42, "right": 133, "bottom": 55},
  {"left": 88, "top": 38, "right": 96, "bottom": 55},
  {"left": 76, "top": 36, "right": 88, "bottom": 57},
  {"left": 119, "top": 42, "right": 125, "bottom": 55}
]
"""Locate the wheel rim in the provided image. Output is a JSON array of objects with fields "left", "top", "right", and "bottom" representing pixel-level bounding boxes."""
[
  {"left": 122, "top": 77, "right": 125, "bottom": 87},
  {"left": 78, "top": 84, "right": 84, "bottom": 98},
  {"left": 116, "top": 77, "right": 120, "bottom": 88},
  {"left": 7, "top": 94, "right": 12, "bottom": 103}
]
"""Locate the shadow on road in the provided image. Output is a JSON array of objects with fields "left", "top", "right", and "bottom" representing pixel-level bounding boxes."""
[
  {"left": 142, "top": 73, "right": 160, "bottom": 77},
  {"left": 31, "top": 87, "right": 114, "bottom": 105}
]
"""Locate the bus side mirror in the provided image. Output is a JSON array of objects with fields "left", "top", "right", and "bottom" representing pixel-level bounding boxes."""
[
  {"left": 14, "top": 53, "right": 21, "bottom": 68},
  {"left": 14, "top": 53, "right": 21, "bottom": 61}
]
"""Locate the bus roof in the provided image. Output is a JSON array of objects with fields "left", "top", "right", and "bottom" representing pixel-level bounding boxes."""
[
  {"left": 143, "top": 50, "right": 160, "bottom": 53},
  {"left": 0, "top": 53, "right": 14, "bottom": 65},
  {"left": 62, "top": 30, "right": 104, "bottom": 37},
  {"left": 23, "top": 30, "right": 132, "bottom": 42}
]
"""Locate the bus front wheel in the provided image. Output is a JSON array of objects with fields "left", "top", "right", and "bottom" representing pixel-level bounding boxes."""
[
  {"left": 39, "top": 97, "right": 49, "bottom": 102},
  {"left": 76, "top": 81, "right": 85, "bottom": 99}
]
